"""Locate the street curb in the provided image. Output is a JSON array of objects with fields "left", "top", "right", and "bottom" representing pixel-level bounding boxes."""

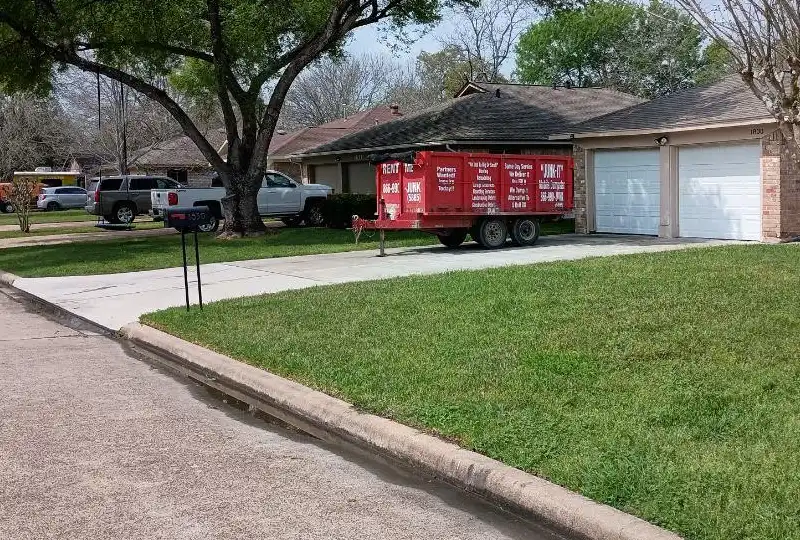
[
  {"left": 0, "top": 270, "right": 17, "bottom": 286},
  {"left": 121, "top": 322, "right": 682, "bottom": 540}
]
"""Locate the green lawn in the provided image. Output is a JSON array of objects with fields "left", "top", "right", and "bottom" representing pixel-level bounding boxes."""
[
  {"left": 0, "top": 221, "right": 163, "bottom": 239},
  {"left": 0, "top": 228, "right": 437, "bottom": 277},
  {"left": 144, "top": 244, "right": 800, "bottom": 540},
  {"left": 0, "top": 209, "right": 98, "bottom": 226},
  {"left": 0, "top": 220, "right": 574, "bottom": 277}
]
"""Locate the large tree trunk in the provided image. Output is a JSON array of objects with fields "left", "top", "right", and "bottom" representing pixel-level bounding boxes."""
[{"left": 218, "top": 170, "right": 266, "bottom": 238}]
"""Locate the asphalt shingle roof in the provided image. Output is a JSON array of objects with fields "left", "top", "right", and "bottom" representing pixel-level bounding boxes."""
[
  {"left": 127, "top": 105, "right": 405, "bottom": 167},
  {"left": 301, "top": 84, "right": 644, "bottom": 155},
  {"left": 565, "top": 75, "right": 771, "bottom": 136}
]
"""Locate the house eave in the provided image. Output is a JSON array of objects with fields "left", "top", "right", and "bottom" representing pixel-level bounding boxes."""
[
  {"left": 555, "top": 117, "right": 776, "bottom": 140},
  {"left": 295, "top": 138, "right": 569, "bottom": 159}
]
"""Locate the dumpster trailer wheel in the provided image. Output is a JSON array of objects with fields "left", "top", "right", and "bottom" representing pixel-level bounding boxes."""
[
  {"left": 478, "top": 217, "right": 508, "bottom": 249},
  {"left": 510, "top": 217, "right": 540, "bottom": 246},
  {"left": 437, "top": 228, "right": 468, "bottom": 248}
]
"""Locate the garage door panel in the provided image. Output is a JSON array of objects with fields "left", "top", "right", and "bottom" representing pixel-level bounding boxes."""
[
  {"left": 594, "top": 149, "right": 660, "bottom": 235},
  {"left": 678, "top": 142, "right": 761, "bottom": 241}
]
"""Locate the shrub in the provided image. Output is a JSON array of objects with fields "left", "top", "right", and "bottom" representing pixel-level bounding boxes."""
[{"left": 321, "top": 193, "right": 377, "bottom": 229}]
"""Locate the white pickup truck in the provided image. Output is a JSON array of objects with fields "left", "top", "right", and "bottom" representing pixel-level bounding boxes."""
[{"left": 151, "top": 171, "right": 332, "bottom": 232}]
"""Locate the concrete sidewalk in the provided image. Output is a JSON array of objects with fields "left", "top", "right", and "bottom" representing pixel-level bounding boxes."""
[{"left": 11, "top": 234, "right": 735, "bottom": 331}]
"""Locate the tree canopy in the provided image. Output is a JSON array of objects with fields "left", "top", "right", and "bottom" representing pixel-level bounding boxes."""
[
  {"left": 0, "top": 0, "right": 463, "bottom": 235},
  {"left": 515, "top": 0, "right": 732, "bottom": 98}
]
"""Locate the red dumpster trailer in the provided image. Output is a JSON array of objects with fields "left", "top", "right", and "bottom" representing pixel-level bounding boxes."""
[{"left": 352, "top": 151, "right": 574, "bottom": 251}]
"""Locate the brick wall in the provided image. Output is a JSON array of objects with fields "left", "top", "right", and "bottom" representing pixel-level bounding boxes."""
[
  {"left": 572, "top": 145, "right": 587, "bottom": 233},
  {"left": 779, "top": 135, "right": 800, "bottom": 237},
  {"left": 185, "top": 169, "right": 214, "bottom": 187},
  {"left": 762, "top": 129, "right": 800, "bottom": 239},
  {"left": 270, "top": 160, "right": 302, "bottom": 179}
]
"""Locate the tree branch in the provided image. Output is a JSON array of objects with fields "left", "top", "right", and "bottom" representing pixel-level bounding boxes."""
[
  {"left": 74, "top": 40, "right": 214, "bottom": 63},
  {"left": 0, "top": 10, "right": 228, "bottom": 173},
  {"left": 207, "top": 0, "right": 241, "bottom": 157}
]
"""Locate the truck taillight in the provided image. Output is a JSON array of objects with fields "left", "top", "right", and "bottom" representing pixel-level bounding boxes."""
[
  {"left": 168, "top": 192, "right": 178, "bottom": 205},
  {"left": 38, "top": 194, "right": 45, "bottom": 200},
  {"left": 94, "top": 190, "right": 99, "bottom": 202}
]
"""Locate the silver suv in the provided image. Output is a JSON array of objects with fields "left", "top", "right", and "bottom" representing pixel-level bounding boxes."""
[
  {"left": 37, "top": 187, "right": 89, "bottom": 211},
  {"left": 85, "top": 175, "right": 182, "bottom": 224}
]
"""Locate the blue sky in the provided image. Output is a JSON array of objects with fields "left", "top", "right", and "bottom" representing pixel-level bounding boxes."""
[{"left": 346, "top": 20, "right": 458, "bottom": 64}]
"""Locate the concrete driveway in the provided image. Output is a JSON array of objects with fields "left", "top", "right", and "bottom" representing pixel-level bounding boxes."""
[{"left": 12, "top": 234, "right": 733, "bottom": 331}]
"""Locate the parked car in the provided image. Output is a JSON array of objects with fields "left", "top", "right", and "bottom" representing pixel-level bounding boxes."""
[
  {"left": 0, "top": 182, "right": 45, "bottom": 213},
  {"left": 85, "top": 175, "right": 183, "bottom": 224},
  {"left": 151, "top": 171, "right": 332, "bottom": 232},
  {"left": 37, "top": 186, "right": 88, "bottom": 211}
]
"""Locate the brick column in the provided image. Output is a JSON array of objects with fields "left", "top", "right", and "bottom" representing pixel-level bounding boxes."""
[
  {"left": 572, "top": 144, "right": 588, "bottom": 233},
  {"left": 761, "top": 132, "right": 781, "bottom": 240},
  {"left": 779, "top": 136, "right": 800, "bottom": 237}
]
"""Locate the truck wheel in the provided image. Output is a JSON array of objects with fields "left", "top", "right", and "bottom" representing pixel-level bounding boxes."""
[
  {"left": 198, "top": 213, "right": 219, "bottom": 233},
  {"left": 282, "top": 215, "right": 303, "bottom": 227},
  {"left": 1, "top": 201, "right": 14, "bottom": 213},
  {"left": 510, "top": 218, "right": 540, "bottom": 246},
  {"left": 477, "top": 218, "right": 508, "bottom": 249},
  {"left": 438, "top": 229, "right": 468, "bottom": 248},
  {"left": 112, "top": 203, "right": 135, "bottom": 224},
  {"left": 304, "top": 202, "right": 324, "bottom": 227},
  {"left": 46, "top": 201, "right": 61, "bottom": 211}
]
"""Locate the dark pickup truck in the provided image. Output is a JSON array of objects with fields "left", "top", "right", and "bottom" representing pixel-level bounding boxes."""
[{"left": 85, "top": 175, "right": 183, "bottom": 224}]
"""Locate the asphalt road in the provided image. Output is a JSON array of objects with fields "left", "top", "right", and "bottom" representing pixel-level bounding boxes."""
[{"left": 0, "top": 287, "right": 564, "bottom": 540}]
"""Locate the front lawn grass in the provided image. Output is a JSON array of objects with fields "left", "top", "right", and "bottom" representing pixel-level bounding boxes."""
[
  {"left": 0, "top": 228, "right": 437, "bottom": 277},
  {"left": 0, "top": 221, "right": 163, "bottom": 239},
  {"left": 0, "top": 220, "right": 574, "bottom": 277},
  {"left": 144, "top": 244, "right": 800, "bottom": 540},
  {"left": 0, "top": 209, "right": 98, "bottom": 226}
]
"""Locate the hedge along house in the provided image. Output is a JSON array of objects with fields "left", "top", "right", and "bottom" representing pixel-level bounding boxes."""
[
  {"left": 557, "top": 76, "right": 795, "bottom": 241},
  {"left": 296, "top": 82, "right": 645, "bottom": 194}
]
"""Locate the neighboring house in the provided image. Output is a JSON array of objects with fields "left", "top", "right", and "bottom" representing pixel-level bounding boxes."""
[
  {"left": 65, "top": 154, "right": 102, "bottom": 178},
  {"left": 296, "top": 82, "right": 645, "bottom": 194},
  {"left": 557, "top": 75, "right": 792, "bottom": 242},
  {"left": 116, "top": 104, "right": 403, "bottom": 188},
  {"left": 119, "top": 130, "right": 227, "bottom": 187},
  {"left": 269, "top": 104, "right": 404, "bottom": 191}
]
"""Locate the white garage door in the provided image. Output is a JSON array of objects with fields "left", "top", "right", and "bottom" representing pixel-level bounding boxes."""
[
  {"left": 679, "top": 142, "right": 761, "bottom": 240},
  {"left": 594, "top": 149, "right": 660, "bottom": 235}
]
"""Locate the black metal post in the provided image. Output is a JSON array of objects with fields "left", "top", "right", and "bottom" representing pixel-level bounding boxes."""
[
  {"left": 194, "top": 229, "right": 203, "bottom": 310},
  {"left": 181, "top": 229, "right": 190, "bottom": 311}
]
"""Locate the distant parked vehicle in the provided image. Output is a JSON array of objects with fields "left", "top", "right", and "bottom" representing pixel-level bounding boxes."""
[
  {"left": 0, "top": 182, "right": 46, "bottom": 213},
  {"left": 150, "top": 171, "right": 332, "bottom": 232},
  {"left": 85, "top": 175, "right": 183, "bottom": 224},
  {"left": 37, "top": 187, "right": 88, "bottom": 211}
]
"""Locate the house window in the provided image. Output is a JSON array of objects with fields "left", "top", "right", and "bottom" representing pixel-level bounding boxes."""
[{"left": 167, "top": 169, "right": 188, "bottom": 185}]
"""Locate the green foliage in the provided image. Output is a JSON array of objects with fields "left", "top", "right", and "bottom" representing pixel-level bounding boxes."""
[
  {"left": 321, "top": 193, "right": 377, "bottom": 229},
  {"left": 515, "top": 0, "right": 727, "bottom": 97},
  {"left": 0, "top": 0, "right": 457, "bottom": 98},
  {"left": 0, "top": 227, "right": 436, "bottom": 277}
]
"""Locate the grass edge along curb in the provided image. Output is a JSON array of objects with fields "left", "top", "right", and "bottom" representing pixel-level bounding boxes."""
[{"left": 121, "top": 321, "right": 682, "bottom": 540}]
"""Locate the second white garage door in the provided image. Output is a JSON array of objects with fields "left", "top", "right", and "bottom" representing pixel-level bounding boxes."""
[
  {"left": 678, "top": 142, "right": 761, "bottom": 241},
  {"left": 594, "top": 149, "right": 661, "bottom": 235}
]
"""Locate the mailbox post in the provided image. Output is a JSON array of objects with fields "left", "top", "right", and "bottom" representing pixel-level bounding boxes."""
[{"left": 164, "top": 206, "right": 213, "bottom": 311}]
